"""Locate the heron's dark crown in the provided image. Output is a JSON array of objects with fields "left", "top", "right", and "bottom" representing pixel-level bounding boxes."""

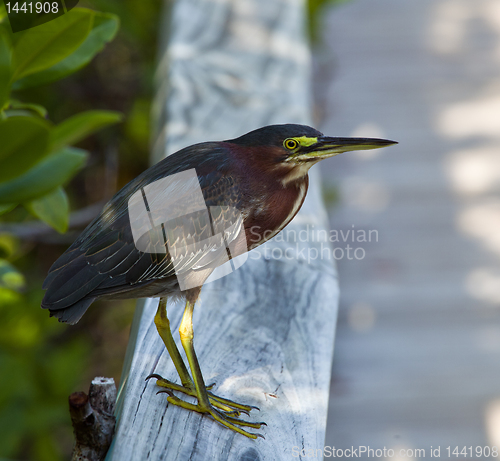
[{"left": 226, "top": 124, "right": 323, "bottom": 147}]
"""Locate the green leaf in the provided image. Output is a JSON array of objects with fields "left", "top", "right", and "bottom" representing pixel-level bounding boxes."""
[
  {"left": 0, "top": 116, "right": 50, "bottom": 182},
  {"left": 0, "top": 233, "right": 20, "bottom": 258},
  {"left": 51, "top": 109, "right": 122, "bottom": 151},
  {"left": 8, "top": 100, "right": 47, "bottom": 118},
  {"left": 14, "top": 12, "right": 119, "bottom": 90},
  {"left": 0, "top": 147, "right": 87, "bottom": 204},
  {"left": 0, "top": 25, "right": 12, "bottom": 109},
  {"left": 0, "top": 203, "right": 15, "bottom": 215},
  {"left": 0, "top": 259, "right": 25, "bottom": 291},
  {"left": 12, "top": 8, "right": 94, "bottom": 82},
  {"left": 3, "top": 109, "right": 36, "bottom": 117},
  {"left": 25, "top": 187, "right": 69, "bottom": 233}
]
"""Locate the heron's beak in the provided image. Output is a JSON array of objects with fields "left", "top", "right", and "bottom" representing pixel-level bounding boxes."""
[{"left": 292, "top": 137, "right": 398, "bottom": 162}]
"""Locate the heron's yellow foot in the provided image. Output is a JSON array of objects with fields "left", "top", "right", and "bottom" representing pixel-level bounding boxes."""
[
  {"left": 146, "top": 373, "right": 258, "bottom": 416},
  {"left": 146, "top": 374, "right": 265, "bottom": 439},
  {"left": 159, "top": 390, "right": 265, "bottom": 439}
]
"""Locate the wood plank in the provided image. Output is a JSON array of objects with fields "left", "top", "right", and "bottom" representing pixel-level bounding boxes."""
[{"left": 105, "top": 0, "right": 338, "bottom": 458}]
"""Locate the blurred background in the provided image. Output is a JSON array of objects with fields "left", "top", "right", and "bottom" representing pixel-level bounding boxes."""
[
  {"left": 316, "top": 0, "right": 500, "bottom": 456},
  {"left": 1, "top": 0, "right": 499, "bottom": 459}
]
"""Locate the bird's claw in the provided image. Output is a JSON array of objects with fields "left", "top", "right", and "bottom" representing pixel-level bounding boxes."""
[
  {"left": 148, "top": 374, "right": 255, "bottom": 415},
  {"left": 163, "top": 391, "right": 265, "bottom": 439},
  {"left": 148, "top": 374, "right": 264, "bottom": 439}
]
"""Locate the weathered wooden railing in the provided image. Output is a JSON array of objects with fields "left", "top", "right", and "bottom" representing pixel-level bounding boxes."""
[{"left": 105, "top": 0, "right": 338, "bottom": 458}]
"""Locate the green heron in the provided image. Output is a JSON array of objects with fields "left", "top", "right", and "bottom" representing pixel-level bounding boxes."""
[{"left": 42, "top": 124, "right": 396, "bottom": 438}]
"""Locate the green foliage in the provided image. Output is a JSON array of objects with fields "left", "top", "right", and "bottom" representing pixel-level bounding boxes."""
[
  {"left": 0, "top": 203, "right": 15, "bottom": 215},
  {"left": 11, "top": 9, "right": 94, "bottom": 82},
  {"left": 0, "top": 7, "right": 122, "bottom": 460},
  {"left": 8, "top": 99, "right": 48, "bottom": 117},
  {"left": 51, "top": 109, "right": 122, "bottom": 151},
  {"left": 0, "top": 7, "right": 121, "bottom": 228},
  {"left": 14, "top": 11, "right": 119, "bottom": 90},
  {"left": 0, "top": 116, "right": 50, "bottom": 182},
  {"left": 0, "top": 284, "right": 91, "bottom": 461},
  {"left": 26, "top": 187, "right": 69, "bottom": 233},
  {"left": 0, "top": 228, "right": 86, "bottom": 461},
  {"left": 0, "top": 25, "right": 12, "bottom": 108},
  {"left": 0, "top": 147, "right": 88, "bottom": 204},
  {"left": 0, "top": 258, "right": 25, "bottom": 290}
]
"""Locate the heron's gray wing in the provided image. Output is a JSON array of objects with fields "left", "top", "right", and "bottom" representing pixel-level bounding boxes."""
[{"left": 42, "top": 143, "right": 244, "bottom": 317}]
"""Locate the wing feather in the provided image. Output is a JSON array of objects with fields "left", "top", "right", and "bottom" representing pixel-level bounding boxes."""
[{"left": 42, "top": 143, "right": 244, "bottom": 321}]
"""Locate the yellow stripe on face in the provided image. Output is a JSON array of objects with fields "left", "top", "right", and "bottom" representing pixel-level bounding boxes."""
[{"left": 295, "top": 136, "right": 318, "bottom": 147}]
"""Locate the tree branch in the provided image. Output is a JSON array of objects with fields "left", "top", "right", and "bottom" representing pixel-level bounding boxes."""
[{"left": 69, "top": 377, "right": 117, "bottom": 461}]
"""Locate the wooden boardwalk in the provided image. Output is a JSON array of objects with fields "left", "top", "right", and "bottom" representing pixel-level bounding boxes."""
[{"left": 317, "top": 0, "right": 500, "bottom": 456}]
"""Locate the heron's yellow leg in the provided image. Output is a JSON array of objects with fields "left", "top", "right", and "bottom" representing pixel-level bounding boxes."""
[
  {"left": 153, "top": 297, "right": 192, "bottom": 388},
  {"left": 150, "top": 297, "right": 254, "bottom": 416},
  {"left": 172, "top": 297, "right": 264, "bottom": 439},
  {"left": 178, "top": 297, "right": 211, "bottom": 408}
]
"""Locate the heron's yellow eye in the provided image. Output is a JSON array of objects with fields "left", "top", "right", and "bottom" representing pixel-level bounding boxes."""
[{"left": 284, "top": 138, "right": 298, "bottom": 150}]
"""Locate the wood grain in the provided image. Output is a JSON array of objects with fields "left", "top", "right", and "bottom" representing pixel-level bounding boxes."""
[{"left": 105, "top": 0, "right": 338, "bottom": 459}]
